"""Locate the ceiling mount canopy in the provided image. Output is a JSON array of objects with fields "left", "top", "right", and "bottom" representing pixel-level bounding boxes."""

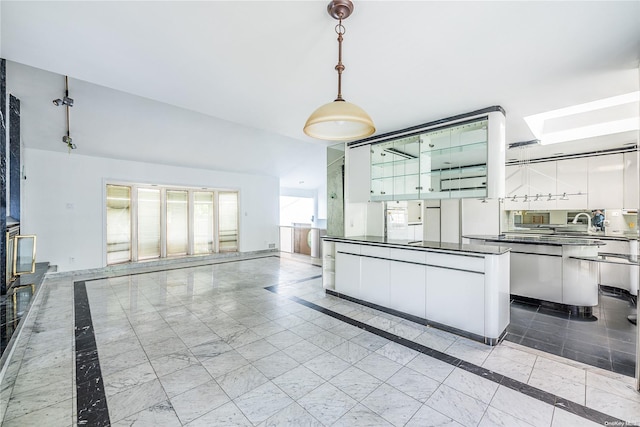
[
  {"left": 304, "top": 0, "right": 375, "bottom": 141},
  {"left": 327, "top": 0, "right": 353, "bottom": 20}
]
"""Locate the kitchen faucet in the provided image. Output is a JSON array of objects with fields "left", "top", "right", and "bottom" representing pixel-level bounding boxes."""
[{"left": 572, "top": 212, "right": 594, "bottom": 234}]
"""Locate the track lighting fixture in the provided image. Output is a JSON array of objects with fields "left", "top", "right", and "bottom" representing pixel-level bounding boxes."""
[
  {"left": 508, "top": 192, "right": 579, "bottom": 202},
  {"left": 62, "top": 135, "right": 76, "bottom": 150},
  {"left": 55, "top": 76, "right": 77, "bottom": 151},
  {"left": 52, "top": 96, "right": 74, "bottom": 107}
]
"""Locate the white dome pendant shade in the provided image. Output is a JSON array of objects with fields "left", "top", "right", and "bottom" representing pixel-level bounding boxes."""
[
  {"left": 304, "top": 99, "right": 375, "bottom": 141},
  {"left": 303, "top": 0, "right": 375, "bottom": 141}
]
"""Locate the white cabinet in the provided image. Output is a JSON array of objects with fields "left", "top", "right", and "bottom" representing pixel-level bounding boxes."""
[
  {"left": 461, "top": 198, "right": 500, "bottom": 238},
  {"left": 370, "top": 141, "right": 395, "bottom": 201},
  {"left": 347, "top": 145, "right": 371, "bottom": 203},
  {"left": 599, "top": 239, "right": 638, "bottom": 296},
  {"left": 393, "top": 138, "right": 421, "bottom": 200},
  {"left": 335, "top": 252, "right": 361, "bottom": 298},
  {"left": 328, "top": 237, "right": 511, "bottom": 343},
  {"left": 527, "top": 162, "right": 557, "bottom": 210},
  {"left": 389, "top": 260, "right": 426, "bottom": 318},
  {"left": 504, "top": 165, "right": 527, "bottom": 210},
  {"left": 368, "top": 114, "right": 503, "bottom": 202},
  {"left": 440, "top": 199, "right": 460, "bottom": 244},
  {"left": 425, "top": 266, "right": 484, "bottom": 336},
  {"left": 407, "top": 224, "right": 423, "bottom": 241},
  {"left": 424, "top": 205, "right": 440, "bottom": 242},
  {"left": 588, "top": 154, "right": 623, "bottom": 209},
  {"left": 361, "top": 256, "right": 390, "bottom": 307},
  {"left": 421, "top": 119, "right": 489, "bottom": 200},
  {"left": 556, "top": 157, "right": 588, "bottom": 210},
  {"left": 505, "top": 162, "right": 557, "bottom": 210},
  {"left": 503, "top": 153, "right": 635, "bottom": 213},
  {"left": 335, "top": 242, "right": 362, "bottom": 297},
  {"left": 623, "top": 151, "right": 639, "bottom": 209},
  {"left": 510, "top": 252, "right": 563, "bottom": 303},
  {"left": 407, "top": 200, "right": 422, "bottom": 223}
]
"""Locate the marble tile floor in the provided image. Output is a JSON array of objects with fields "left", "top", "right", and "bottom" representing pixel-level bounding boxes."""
[{"left": 0, "top": 255, "right": 639, "bottom": 426}]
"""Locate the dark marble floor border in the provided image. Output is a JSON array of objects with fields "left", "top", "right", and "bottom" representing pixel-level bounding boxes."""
[
  {"left": 265, "top": 283, "right": 626, "bottom": 426},
  {"left": 74, "top": 281, "right": 110, "bottom": 426}
]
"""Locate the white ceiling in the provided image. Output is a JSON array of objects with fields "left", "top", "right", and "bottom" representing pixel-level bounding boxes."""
[{"left": 2, "top": 1, "right": 639, "bottom": 191}]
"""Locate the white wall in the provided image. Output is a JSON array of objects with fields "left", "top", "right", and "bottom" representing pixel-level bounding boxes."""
[{"left": 22, "top": 148, "right": 279, "bottom": 272}]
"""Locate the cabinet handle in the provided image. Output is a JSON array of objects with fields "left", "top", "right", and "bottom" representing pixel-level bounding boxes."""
[
  {"left": 370, "top": 190, "right": 374, "bottom": 193},
  {"left": 429, "top": 188, "right": 434, "bottom": 192},
  {"left": 381, "top": 191, "right": 386, "bottom": 194},
  {"left": 429, "top": 144, "right": 434, "bottom": 148},
  {"left": 416, "top": 186, "right": 423, "bottom": 190}
]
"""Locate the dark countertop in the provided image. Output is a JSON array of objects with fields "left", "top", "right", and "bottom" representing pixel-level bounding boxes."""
[
  {"left": 465, "top": 234, "right": 606, "bottom": 247},
  {"left": 569, "top": 254, "right": 640, "bottom": 265},
  {"left": 559, "top": 234, "right": 638, "bottom": 242},
  {"left": 322, "top": 235, "right": 510, "bottom": 255},
  {"left": 505, "top": 230, "right": 638, "bottom": 241}
]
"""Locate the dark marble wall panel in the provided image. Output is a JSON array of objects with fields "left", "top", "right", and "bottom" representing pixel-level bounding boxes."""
[
  {"left": 0, "top": 59, "right": 6, "bottom": 295},
  {"left": 9, "top": 95, "right": 20, "bottom": 221}
]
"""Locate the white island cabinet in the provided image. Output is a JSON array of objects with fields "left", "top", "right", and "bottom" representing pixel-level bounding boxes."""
[
  {"left": 465, "top": 234, "right": 605, "bottom": 316},
  {"left": 324, "top": 236, "right": 511, "bottom": 345}
]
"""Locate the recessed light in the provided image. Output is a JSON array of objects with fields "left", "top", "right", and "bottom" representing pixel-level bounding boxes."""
[
  {"left": 507, "top": 158, "right": 517, "bottom": 161},
  {"left": 299, "top": 181, "right": 304, "bottom": 184},
  {"left": 553, "top": 153, "right": 564, "bottom": 156}
]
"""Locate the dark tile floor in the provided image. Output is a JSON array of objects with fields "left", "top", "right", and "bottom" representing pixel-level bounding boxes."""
[{"left": 505, "top": 289, "right": 638, "bottom": 376}]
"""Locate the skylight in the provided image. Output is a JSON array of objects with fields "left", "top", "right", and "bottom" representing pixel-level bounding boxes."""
[{"left": 524, "top": 91, "right": 639, "bottom": 145}]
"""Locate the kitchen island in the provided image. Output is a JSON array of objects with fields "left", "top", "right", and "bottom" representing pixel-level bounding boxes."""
[
  {"left": 465, "top": 234, "right": 606, "bottom": 316},
  {"left": 582, "top": 235, "right": 638, "bottom": 296},
  {"left": 322, "top": 236, "right": 511, "bottom": 345}
]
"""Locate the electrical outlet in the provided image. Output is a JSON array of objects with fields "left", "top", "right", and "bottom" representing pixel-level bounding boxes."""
[
  {"left": 69, "top": 257, "right": 75, "bottom": 263},
  {"left": 268, "top": 243, "right": 276, "bottom": 249}
]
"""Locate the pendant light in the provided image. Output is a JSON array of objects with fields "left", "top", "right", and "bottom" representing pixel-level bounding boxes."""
[{"left": 303, "top": 0, "right": 375, "bottom": 141}]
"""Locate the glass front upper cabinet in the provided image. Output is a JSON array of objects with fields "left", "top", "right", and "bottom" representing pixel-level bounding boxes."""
[
  {"left": 370, "top": 141, "right": 395, "bottom": 201},
  {"left": 370, "top": 118, "right": 489, "bottom": 201}
]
